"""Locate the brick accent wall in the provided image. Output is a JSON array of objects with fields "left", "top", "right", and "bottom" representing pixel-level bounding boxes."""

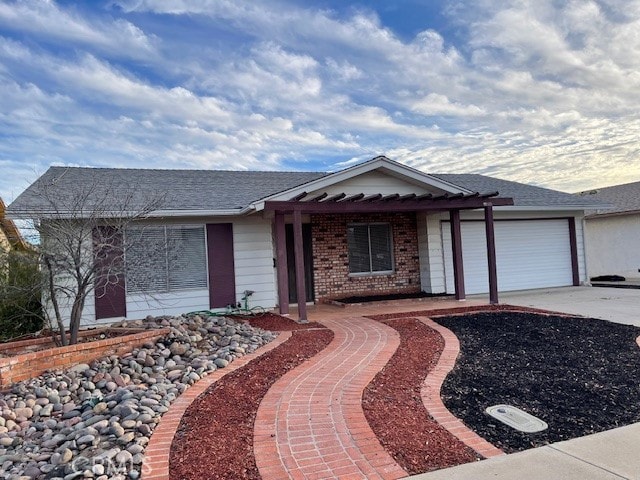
[
  {"left": 0, "top": 328, "right": 169, "bottom": 388},
  {"left": 311, "top": 212, "right": 421, "bottom": 302}
]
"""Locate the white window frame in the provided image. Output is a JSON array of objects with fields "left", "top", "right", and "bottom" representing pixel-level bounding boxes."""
[
  {"left": 124, "top": 224, "right": 209, "bottom": 294},
  {"left": 347, "top": 222, "right": 395, "bottom": 276}
]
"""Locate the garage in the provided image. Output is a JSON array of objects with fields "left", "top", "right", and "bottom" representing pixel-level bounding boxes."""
[{"left": 443, "top": 219, "right": 575, "bottom": 295}]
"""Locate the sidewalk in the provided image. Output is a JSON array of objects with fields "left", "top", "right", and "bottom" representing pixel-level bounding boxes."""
[{"left": 408, "top": 422, "right": 640, "bottom": 480}]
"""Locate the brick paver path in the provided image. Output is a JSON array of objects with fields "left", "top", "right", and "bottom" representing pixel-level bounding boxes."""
[{"left": 254, "top": 316, "right": 408, "bottom": 480}]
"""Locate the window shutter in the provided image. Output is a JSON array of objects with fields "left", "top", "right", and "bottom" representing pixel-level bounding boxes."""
[
  {"left": 94, "top": 226, "right": 127, "bottom": 319},
  {"left": 207, "top": 223, "right": 236, "bottom": 308}
]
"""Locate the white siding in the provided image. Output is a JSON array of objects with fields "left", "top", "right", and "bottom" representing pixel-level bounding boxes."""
[
  {"left": 126, "top": 289, "right": 210, "bottom": 319},
  {"left": 585, "top": 214, "right": 640, "bottom": 279},
  {"left": 306, "top": 171, "right": 439, "bottom": 197},
  {"left": 417, "top": 213, "right": 447, "bottom": 293},
  {"left": 55, "top": 215, "right": 277, "bottom": 327},
  {"left": 121, "top": 216, "right": 277, "bottom": 320},
  {"left": 232, "top": 216, "right": 277, "bottom": 309}
]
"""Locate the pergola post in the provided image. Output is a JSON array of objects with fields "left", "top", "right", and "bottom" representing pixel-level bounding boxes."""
[
  {"left": 274, "top": 212, "right": 289, "bottom": 315},
  {"left": 292, "top": 209, "right": 308, "bottom": 322},
  {"left": 449, "top": 209, "right": 466, "bottom": 300},
  {"left": 484, "top": 203, "right": 499, "bottom": 305}
]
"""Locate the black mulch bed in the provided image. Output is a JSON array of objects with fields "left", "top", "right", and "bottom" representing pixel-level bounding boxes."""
[
  {"left": 436, "top": 311, "right": 640, "bottom": 453},
  {"left": 336, "top": 291, "right": 452, "bottom": 304}
]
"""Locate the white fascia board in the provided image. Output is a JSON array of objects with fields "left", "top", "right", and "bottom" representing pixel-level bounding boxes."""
[
  {"left": 251, "top": 156, "right": 473, "bottom": 212},
  {"left": 148, "top": 208, "right": 254, "bottom": 217},
  {"left": 493, "top": 205, "right": 591, "bottom": 212},
  {"left": 8, "top": 207, "right": 255, "bottom": 220}
]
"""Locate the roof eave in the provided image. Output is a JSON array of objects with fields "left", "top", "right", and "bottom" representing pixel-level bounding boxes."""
[
  {"left": 7, "top": 207, "right": 255, "bottom": 220},
  {"left": 585, "top": 208, "right": 640, "bottom": 219},
  {"left": 494, "top": 205, "right": 597, "bottom": 212}
]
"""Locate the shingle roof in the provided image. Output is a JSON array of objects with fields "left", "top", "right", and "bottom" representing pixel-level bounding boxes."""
[
  {"left": 576, "top": 180, "right": 640, "bottom": 216},
  {"left": 431, "top": 174, "right": 602, "bottom": 208},
  {"left": 8, "top": 167, "right": 327, "bottom": 215},
  {"left": 8, "top": 165, "right": 600, "bottom": 217}
]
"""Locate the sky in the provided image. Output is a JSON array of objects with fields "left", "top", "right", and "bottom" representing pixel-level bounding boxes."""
[{"left": 2, "top": 0, "right": 640, "bottom": 204}]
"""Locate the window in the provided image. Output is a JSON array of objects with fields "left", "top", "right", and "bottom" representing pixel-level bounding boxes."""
[
  {"left": 125, "top": 225, "right": 207, "bottom": 294},
  {"left": 347, "top": 223, "right": 393, "bottom": 274}
]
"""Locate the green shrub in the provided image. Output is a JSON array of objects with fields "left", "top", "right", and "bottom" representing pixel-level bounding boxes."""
[{"left": 0, "top": 250, "right": 43, "bottom": 341}]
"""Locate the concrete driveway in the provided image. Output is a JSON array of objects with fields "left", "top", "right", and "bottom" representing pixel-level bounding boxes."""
[{"left": 486, "top": 286, "right": 640, "bottom": 326}]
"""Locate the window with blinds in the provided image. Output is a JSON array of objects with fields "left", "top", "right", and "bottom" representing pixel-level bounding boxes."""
[
  {"left": 347, "top": 223, "right": 393, "bottom": 274},
  {"left": 125, "top": 225, "right": 207, "bottom": 294}
]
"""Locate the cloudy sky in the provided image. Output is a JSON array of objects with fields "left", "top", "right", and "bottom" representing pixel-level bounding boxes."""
[{"left": 2, "top": 0, "right": 640, "bottom": 203}]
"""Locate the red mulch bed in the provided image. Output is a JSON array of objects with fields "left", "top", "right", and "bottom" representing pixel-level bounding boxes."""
[
  {"left": 362, "top": 317, "right": 480, "bottom": 474},
  {"left": 169, "top": 328, "right": 334, "bottom": 480},
  {"left": 235, "top": 312, "right": 325, "bottom": 331}
]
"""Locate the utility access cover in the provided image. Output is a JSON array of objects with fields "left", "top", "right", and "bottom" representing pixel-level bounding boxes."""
[{"left": 486, "top": 405, "right": 548, "bottom": 433}]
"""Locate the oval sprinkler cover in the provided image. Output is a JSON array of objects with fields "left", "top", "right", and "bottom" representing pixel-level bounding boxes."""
[{"left": 486, "top": 405, "right": 548, "bottom": 433}]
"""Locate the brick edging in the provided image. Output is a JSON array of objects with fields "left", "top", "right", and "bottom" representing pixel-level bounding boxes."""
[
  {"left": 417, "top": 317, "right": 505, "bottom": 459},
  {"left": 0, "top": 328, "right": 170, "bottom": 388},
  {"left": 142, "top": 331, "right": 293, "bottom": 480}
]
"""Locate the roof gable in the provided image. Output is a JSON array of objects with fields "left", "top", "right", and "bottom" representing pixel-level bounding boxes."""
[{"left": 252, "top": 156, "right": 471, "bottom": 210}]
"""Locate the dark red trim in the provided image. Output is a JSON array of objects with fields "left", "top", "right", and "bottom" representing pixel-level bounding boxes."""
[
  {"left": 445, "top": 216, "right": 576, "bottom": 222},
  {"left": 93, "top": 227, "right": 126, "bottom": 320},
  {"left": 449, "top": 210, "right": 466, "bottom": 300},
  {"left": 567, "top": 217, "right": 580, "bottom": 286},
  {"left": 206, "top": 223, "right": 236, "bottom": 308},
  {"left": 484, "top": 205, "right": 499, "bottom": 304},
  {"left": 264, "top": 197, "right": 513, "bottom": 214},
  {"left": 274, "top": 213, "right": 289, "bottom": 314},
  {"left": 292, "top": 210, "right": 308, "bottom": 321}
]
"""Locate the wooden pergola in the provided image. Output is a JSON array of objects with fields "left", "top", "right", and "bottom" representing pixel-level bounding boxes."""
[{"left": 264, "top": 191, "right": 515, "bottom": 321}]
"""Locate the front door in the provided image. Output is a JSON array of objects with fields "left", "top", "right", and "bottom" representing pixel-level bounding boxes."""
[{"left": 285, "top": 223, "right": 315, "bottom": 303}]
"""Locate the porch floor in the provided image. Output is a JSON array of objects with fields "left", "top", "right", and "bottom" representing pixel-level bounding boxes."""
[{"left": 285, "top": 296, "right": 488, "bottom": 322}]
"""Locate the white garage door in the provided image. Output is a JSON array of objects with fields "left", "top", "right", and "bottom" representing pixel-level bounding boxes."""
[{"left": 443, "top": 219, "right": 573, "bottom": 294}]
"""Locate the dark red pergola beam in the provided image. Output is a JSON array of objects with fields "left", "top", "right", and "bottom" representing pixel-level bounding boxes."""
[
  {"left": 264, "top": 195, "right": 513, "bottom": 214},
  {"left": 270, "top": 192, "right": 514, "bottom": 321}
]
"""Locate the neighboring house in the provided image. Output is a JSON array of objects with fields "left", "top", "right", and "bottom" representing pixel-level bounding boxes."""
[
  {"left": 577, "top": 181, "right": 640, "bottom": 280},
  {"left": 8, "top": 156, "right": 600, "bottom": 324},
  {"left": 0, "top": 197, "right": 28, "bottom": 253}
]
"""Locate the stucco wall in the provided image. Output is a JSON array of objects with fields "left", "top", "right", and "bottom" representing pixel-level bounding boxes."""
[{"left": 585, "top": 214, "right": 640, "bottom": 279}]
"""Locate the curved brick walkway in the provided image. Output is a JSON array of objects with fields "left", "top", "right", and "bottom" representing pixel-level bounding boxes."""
[{"left": 254, "top": 316, "right": 407, "bottom": 480}]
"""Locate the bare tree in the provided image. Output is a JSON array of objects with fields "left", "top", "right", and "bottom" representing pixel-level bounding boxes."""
[{"left": 24, "top": 173, "right": 165, "bottom": 345}]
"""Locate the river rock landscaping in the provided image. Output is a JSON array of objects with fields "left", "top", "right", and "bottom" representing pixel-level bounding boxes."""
[
  {"left": 0, "top": 313, "right": 277, "bottom": 480},
  {"left": 436, "top": 311, "right": 640, "bottom": 453}
]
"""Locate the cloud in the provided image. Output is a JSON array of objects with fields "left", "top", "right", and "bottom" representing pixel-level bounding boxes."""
[
  {"left": 0, "top": 0, "right": 157, "bottom": 59},
  {"left": 2, "top": 0, "right": 640, "bottom": 204}
]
